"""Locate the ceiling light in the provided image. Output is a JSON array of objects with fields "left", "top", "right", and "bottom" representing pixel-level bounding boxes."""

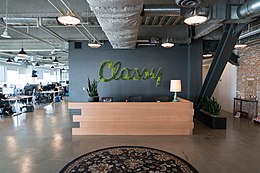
[
  {"left": 234, "top": 43, "right": 247, "bottom": 49},
  {"left": 161, "top": 42, "right": 175, "bottom": 48},
  {"left": 203, "top": 53, "right": 213, "bottom": 58},
  {"left": 17, "top": 48, "right": 27, "bottom": 57},
  {"left": 58, "top": 13, "right": 80, "bottom": 25},
  {"left": 88, "top": 41, "right": 102, "bottom": 48},
  {"left": 53, "top": 57, "right": 59, "bottom": 63},
  {"left": 1, "top": 0, "right": 11, "bottom": 39},
  {"left": 6, "top": 58, "right": 13, "bottom": 63},
  {"left": 1, "top": 28, "right": 11, "bottom": 39},
  {"left": 184, "top": 15, "right": 207, "bottom": 25},
  {"left": 184, "top": 8, "right": 207, "bottom": 25}
]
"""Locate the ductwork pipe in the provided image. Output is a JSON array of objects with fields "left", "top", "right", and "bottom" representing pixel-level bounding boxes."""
[
  {"left": 87, "top": 0, "right": 144, "bottom": 49},
  {"left": 143, "top": 4, "right": 181, "bottom": 16},
  {"left": 237, "top": 0, "right": 260, "bottom": 18}
]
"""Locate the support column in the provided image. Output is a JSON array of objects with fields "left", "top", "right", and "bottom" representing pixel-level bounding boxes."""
[{"left": 195, "top": 23, "right": 246, "bottom": 109}]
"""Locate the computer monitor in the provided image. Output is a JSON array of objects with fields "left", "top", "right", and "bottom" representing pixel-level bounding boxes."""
[{"left": 3, "top": 87, "right": 14, "bottom": 95}]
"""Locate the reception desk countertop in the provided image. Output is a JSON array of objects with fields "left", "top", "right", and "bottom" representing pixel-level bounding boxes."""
[{"left": 69, "top": 98, "right": 194, "bottom": 135}]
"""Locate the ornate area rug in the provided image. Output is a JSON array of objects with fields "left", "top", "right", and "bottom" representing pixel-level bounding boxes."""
[{"left": 60, "top": 146, "right": 198, "bottom": 173}]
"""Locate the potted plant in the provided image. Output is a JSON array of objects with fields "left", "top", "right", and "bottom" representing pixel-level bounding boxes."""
[
  {"left": 195, "top": 96, "right": 227, "bottom": 129},
  {"left": 86, "top": 77, "right": 99, "bottom": 102}
]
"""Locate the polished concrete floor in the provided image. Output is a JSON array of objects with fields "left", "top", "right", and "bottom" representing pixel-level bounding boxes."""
[{"left": 0, "top": 99, "right": 259, "bottom": 173}]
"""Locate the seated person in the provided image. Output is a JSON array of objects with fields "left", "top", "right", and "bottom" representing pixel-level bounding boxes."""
[{"left": 0, "top": 93, "right": 13, "bottom": 116}]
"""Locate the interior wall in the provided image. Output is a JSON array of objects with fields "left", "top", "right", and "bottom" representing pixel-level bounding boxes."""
[
  {"left": 212, "top": 62, "right": 237, "bottom": 113},
  {"left": 69, "top": 41, "right": 202, "bottom": 102}
]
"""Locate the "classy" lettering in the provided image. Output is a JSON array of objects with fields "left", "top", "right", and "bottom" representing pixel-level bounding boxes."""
[{"left": 99, "top": 60, "right": 163, "bottom": 87}]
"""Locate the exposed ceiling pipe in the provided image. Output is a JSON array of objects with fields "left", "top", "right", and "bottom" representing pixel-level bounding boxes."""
[
  {"left": 37, "top": 17, "right": 67, "bottom": 42},
  {"left": 0, "top": 21, "right": 54, "bottom": 47},
  {"left": 50, "top": 48, "right": 68, "bottom": 55},
  {"left": 237, "top": 0, "right": 260, "bottom": 19},
  {"left": 239, "top": 27, "right": 260, "bottom": 39},
  {"left": 0, "top": 52, "right": 16, "bottom": 57},
  {"left": 87, "top": 0, "right": 144, "bottom": 49},
  {"left": 143, "top": 4, "right": 181, "bottom": 16}
]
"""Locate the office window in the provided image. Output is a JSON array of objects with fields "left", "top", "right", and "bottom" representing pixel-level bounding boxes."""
[
  {"left": 7, "top": 67, "right": 19, "bottom": 85},
  {"left": 61, "top": 70, "right": 69, "bottom": 81},
  {"left": 0, "top": 66, "right": 5, "bottom": 82}
]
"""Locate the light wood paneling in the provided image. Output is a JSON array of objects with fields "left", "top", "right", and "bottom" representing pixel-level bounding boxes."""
[{"left": 69, "top": 98, "right": 194, "bottom": 135}]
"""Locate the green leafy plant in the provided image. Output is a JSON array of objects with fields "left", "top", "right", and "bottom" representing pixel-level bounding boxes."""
[
  {"left": 201, "top": 96, "right": 222, "bottom": 115},
  {"left": 86, "top": 77, "right": 99, "bottom": 97}
]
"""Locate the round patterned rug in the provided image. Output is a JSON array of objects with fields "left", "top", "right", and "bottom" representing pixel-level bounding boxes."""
[{"left": 60, "top": 146, "right": 198, "bottom": 173}]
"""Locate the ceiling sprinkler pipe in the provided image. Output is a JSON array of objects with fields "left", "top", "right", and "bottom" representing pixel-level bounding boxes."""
[{"left": 143, "top": 4, "right": 181, "bottom": 16}]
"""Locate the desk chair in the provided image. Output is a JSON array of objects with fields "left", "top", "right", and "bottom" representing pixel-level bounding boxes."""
[
  {"left": 128, "top": 96, "right": 142, "bottom": 102},
  {"left": 101, "top": 97, "right": 113, "bottom": 102},
  {"left": 155, "top": 96, "right": 169, "bottom": 102}
]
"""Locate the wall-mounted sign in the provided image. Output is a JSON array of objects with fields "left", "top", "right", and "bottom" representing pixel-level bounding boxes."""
[{"left": 99, "top": 60, "right": 163, "bottom": 87}]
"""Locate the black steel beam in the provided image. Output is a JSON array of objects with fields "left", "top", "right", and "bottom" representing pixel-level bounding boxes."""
[
  {"left": 228, "top": 52, "right": 239, "bottom": 66},
  {"left": 195, "top": 24, "right": 246, "bottom": 109}
]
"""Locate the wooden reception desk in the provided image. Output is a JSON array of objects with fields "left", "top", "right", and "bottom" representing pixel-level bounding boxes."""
[{"left": 69, "top": 98, "right": 194, "bottom": 135}]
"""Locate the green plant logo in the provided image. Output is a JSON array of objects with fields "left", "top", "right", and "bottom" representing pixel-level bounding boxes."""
[{"left": 99, "top": 60, "right": 163, "bottom": 87}]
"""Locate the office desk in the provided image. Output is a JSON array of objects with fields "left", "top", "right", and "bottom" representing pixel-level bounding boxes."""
[{"left": 69, "top": 98, "right": 194, "bottom": 135}]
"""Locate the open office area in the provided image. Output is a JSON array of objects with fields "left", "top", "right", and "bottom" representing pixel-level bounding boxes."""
[{"left": 0, "top": 0, "right": 260, "bottom": 173}]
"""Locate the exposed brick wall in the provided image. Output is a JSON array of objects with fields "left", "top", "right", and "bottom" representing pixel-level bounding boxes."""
[{"left": 237, "top": 44, "right": 260, "bottom": 117}]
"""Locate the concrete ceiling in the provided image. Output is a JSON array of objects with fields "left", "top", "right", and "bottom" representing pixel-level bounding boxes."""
[{"left": 0, "top": 0, "right": 258, "bottom": 68}]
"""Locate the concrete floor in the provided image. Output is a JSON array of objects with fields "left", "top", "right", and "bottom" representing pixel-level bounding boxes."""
[{"left": 0, "top": 99, "right": 259, "bottom": 173}]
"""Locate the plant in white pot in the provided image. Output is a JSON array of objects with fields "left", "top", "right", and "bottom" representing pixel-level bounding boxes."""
[{"left": 86, "top": 77, "right": 99, "bottom": 102}]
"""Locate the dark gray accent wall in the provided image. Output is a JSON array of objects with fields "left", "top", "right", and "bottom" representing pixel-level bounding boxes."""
[{"left": 69, "top": 41, "right": 202, "bottom": 102}]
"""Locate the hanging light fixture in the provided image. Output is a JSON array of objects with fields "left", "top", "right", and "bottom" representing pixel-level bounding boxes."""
[
  {"left": 51, "top": 66, "right": 55, "bottom": 68},
  {"left": 161, "top": 28, "right": 174, "bottom": 48},
  {"left": 234, "top": 43, "right": 247, "bottom": 49},
  {"left": 88, "top": 41, "right": 102, "bottom": 48},
  {"left": 161, "top": 42, "right": 175, "bottom": 48},
  {"left": 184, "top": 8, "right": 207, "bottom": 25},
  {"left": 6, "top": 58, "right": 13, "bottom": 63},
  {"left": 1, "top": 0, "right": 11, "bottom": 39},
  {"left": 58, "top": 12, "right": 80, "bottom": 25},
  {"left": 35, "top": 62, "right": 40, "bottom": 66},
  {"left": 53, "top": 57, "right": 59, "bottom": 63},
  {"left": 17, "top": 48, "right": 27, "bottom": 57},
  {"left": 203, "top": 52, "right": 213, "bottom": 58}
]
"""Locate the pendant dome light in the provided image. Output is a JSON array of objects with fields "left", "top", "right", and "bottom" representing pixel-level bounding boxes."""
[
  {"left": 184, "top": 8, "right": 207, "bottom": 25},
  {"left": 17, "top": 48, "right": 27, "bottom": 57},
  {"left": 53, "top": 57, "right": 59, "bottom": 63},
  {"left": 6, "top": 58, "right": 13, "bottom": 63},
  {"left": 88, "top": 41, "right": 102, "bottom": 48},
  {"left": 1, "top": 0, "right": 11, "bottom": 39}
]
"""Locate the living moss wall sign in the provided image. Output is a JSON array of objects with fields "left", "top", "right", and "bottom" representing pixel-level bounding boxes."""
[{"left": 99, "top": 60, "right": 163, "bottom": 87}]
